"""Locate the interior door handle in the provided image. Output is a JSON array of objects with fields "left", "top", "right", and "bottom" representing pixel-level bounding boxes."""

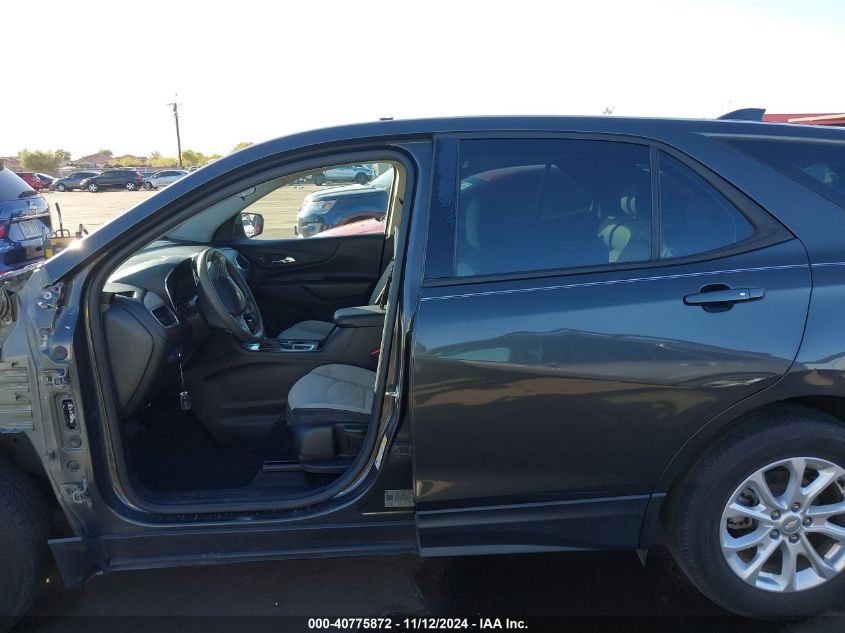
[
  {"left": 270, "top": 256, "right": 296, "bottom": 265},
  {"left": 684, "top": 286, "right": 764, "bottom": 306}
]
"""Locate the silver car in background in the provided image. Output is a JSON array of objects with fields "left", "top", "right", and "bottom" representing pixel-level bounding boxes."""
[
  {"left": 142, "top": 169, "right": 188, "bottom": 190},
  {"left": 311, "top": 164, "right": 376, "bottom": 186}
]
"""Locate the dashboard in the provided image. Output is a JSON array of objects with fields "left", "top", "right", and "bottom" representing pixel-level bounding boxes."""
[{"left": 102, "top": 242, "right": 251, "bottom": 417}]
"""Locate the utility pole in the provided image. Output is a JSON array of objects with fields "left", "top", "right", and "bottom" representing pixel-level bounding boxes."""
[{"left": 167, "top": 95, "right": 183, "bottom": 168}]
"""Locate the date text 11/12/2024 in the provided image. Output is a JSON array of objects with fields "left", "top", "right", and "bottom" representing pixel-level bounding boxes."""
[{"left": 307, "top": 618, "right": 529, "bottom": 630}]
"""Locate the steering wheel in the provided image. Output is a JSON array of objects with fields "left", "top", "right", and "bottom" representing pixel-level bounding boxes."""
[{"left": 194, "top": 248, "right": 264, "bottom": 342}]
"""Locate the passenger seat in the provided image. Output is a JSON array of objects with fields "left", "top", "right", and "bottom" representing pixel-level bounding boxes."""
[
  {"left": 277, "top": 261, "right": 394, "bottom": 342},
  {"left": 597, "top": 193, "right": 651, "bottom": 263}
]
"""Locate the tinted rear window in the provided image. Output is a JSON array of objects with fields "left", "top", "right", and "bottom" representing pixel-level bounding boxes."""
[
  {"left": 718, "top": 137, "right": 845, "bottom": 209},
  {"left": 658, "top": 152, "right": 755, "bottom": 258},
  {"left": 0, "top": 169, "right": 35, "bottom": 200},
  {"left": 456, "top": 139, "right": 652, "bottom": 277}
]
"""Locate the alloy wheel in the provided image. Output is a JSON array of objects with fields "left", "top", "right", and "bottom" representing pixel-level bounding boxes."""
[{"left": 721, "top": 456, "right": 845, "bottom": 592}]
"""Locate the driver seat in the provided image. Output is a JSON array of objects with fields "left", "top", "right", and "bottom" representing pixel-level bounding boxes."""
[{"left": 285, "top": 364, "right": 376, "bottom": 470}]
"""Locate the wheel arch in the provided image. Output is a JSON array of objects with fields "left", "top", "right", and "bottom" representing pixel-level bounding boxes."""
[{"left": 639, "top": 389, "right": 845, "bottom": 548}]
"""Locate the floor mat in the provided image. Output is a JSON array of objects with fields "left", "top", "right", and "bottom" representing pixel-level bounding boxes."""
[{"left": 125, "top": 406, "right": 294, "bottom": 492}]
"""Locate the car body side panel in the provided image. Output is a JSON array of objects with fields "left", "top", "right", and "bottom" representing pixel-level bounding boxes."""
[
  {"left": 636, "top": 260, "right": 845, "bottom": 539},
  {"left": 411, "top": 238, "right": 811, "bottom": 550}
]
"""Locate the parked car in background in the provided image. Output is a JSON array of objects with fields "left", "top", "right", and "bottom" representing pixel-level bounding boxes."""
[
  {"left": 311, "top": 164, "right": 376, "bottom": 185},
  {"left": 296, "top": 167, "right": 393, "bottom": 237},
  {"left": 52, "top": 171, "right": 99, "bottom": 192},
  {"left": 14, "top": 172, "right": 43, "bottom": 190},
  {"left": 34, "top": 173, "right": 55, "bottom": 189},
  {"left": 315, "top": 217, "right": 385, "bottom": 237},
  {"left": 142, "top": 169, "right": 188, "bottom": 190},
  {"left": 0, "top": 166, "right": 51, "bottom": 270},
  {"left": 79, "top": 169, "right": 144, "bottom": 192}
]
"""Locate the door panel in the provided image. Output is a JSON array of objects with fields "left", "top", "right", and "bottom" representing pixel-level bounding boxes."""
[
  {"left": 236, "top": 233, "right": 384, "bottom": 334},
  {"left": 411, "top": 239, "right": 811, "bottom": 548}
]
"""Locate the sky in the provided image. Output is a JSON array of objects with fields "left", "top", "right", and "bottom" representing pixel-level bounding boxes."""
[{"left": 2, "top": 0, "right": 843, "bottom": 159}]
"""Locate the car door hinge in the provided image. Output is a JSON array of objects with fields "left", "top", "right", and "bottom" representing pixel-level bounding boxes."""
[
  {"left": 385, "top": 385, "right": 400, "bottom": 399},
  {"left": 59, "top": 480, "right": 90, "bottom": 506},
  {"left": 37, "top": 284, "right": 63, "bottom": 310},
  {"left": 41, "top": 369, "right": 69, "bottom": 388}
]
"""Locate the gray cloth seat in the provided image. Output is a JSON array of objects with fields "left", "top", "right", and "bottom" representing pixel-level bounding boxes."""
[
  {"left": 277, "top": 262, "right": 394, "bottom": 342},
  {"left": 277, "top": 320, "right": 336, "bottom": 342},
  {"left": 597, "top": 193, "right": 651, "bottom": 263},
  {"left": 286, "top": 364, "right": 377, "bottom": 466},
  {"left": 287, "top": 364, "right": 376, "bottom": 415}
]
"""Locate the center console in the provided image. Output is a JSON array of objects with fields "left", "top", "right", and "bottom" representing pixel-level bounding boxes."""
[{"left": 249, "top": 304, "right": 385, "bottom": 371}]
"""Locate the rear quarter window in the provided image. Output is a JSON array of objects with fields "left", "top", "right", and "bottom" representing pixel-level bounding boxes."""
[
  {"left": 717, "top": 137, "right": 845, "bottom": 209},
  {"left": 0, "top": 169, "right": 34, "bottom": 200}
]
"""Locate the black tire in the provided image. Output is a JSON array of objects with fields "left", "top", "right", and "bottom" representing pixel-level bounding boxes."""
[
  {"left": 664, "top": 405, "right": 845, "bottom": 618},
  {"left": 143, "top": 181, "right": 153, "bottom": 190},
  {"left": 87, "top": 182, "right": 99, "bottom": 192},
  {"left": 354, "top": 172, "right": 369, "bottom": 185},
  {"left": 56, "top": 183, "right": 66, "bottom": 192},
  {"left": 313, "top": 173, "right": 325, "bottom": 186},
  {"left": 126, "top": 181, "right": 137, "bottom": 191},
  {"left": 0, "top": 459, "right": 51, "bottom": 631}
]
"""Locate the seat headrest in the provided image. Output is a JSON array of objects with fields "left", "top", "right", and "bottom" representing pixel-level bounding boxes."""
[{"left": 620, "top": 195, "right": 639, "bottom": 216}]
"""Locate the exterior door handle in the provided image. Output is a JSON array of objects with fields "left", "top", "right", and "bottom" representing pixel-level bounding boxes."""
[{"left": 684, "top": 286, "right": 764, "bottom": 307}]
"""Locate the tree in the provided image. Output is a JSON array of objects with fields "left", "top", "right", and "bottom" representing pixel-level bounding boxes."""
[
  {"left": 18, "top": 149, "right": 62, "bottom": 174},
  {"left": 180, "top": 149, "right": 203, "bottom": 167},
  {"left": 54, "top": 149, "right": 71, "bottom": 163},
  {"left": 113, "top": 155, "right": 146, "bottom": 167},
  {"left": 149, "top": 151, "right": 162, "bottom": 161},
  {"left": 230, "top": 142, "right": 253, "bottom": 153},
  {"left": 97, "top": 148, "right": 113, "bottom": 158},
  {"left": 150, "top": 156, "right": 178, "bottom": 167}
]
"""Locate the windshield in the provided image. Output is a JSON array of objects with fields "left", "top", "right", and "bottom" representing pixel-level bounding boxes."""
[{"left": 0, "top": 168, "right": 36, "bottom": 200}]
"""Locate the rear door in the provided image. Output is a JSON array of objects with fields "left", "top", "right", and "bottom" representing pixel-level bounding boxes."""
[
  {"left": 101, "top": 171, "right": 118, "bottom": 188},
  {"left": 411, "top": 136, "right": 811, "bottom": 555}
]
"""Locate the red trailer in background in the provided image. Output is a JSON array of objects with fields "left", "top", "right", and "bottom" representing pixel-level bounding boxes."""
[{"left": 763, "top": 113, "right": 845, "bottom": 126}]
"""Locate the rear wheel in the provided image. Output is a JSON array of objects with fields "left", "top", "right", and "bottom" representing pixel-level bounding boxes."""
[
  {"left": 126, "top": 181, "right": 137, "bottom": 191},
  {"left": 0, "top": 460, "right": 51, "bottom": 631},
  {"left": 313, "top": 173, "right": 325, "bottom": 186},
  {"left": 354, "top": 172, "right": 369, "bottom": 185},
  {"left": 664, "top": 405, "right": 845, "bottom": 618},
  {"left": 87, "top": 182, "right": 99, "bottom": 192},
  {"left": 56, "top": 183, "right": 66, "bottom": 192}
]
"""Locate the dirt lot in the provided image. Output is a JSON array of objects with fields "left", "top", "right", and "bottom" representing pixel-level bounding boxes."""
[{"left": 43, "top": 183, "right": 322, "bottom": 239}]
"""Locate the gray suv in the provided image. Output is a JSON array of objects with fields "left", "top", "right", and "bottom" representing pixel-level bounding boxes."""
[{"left": 4, "top": 112, "right": 845, "bottom": 627}]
